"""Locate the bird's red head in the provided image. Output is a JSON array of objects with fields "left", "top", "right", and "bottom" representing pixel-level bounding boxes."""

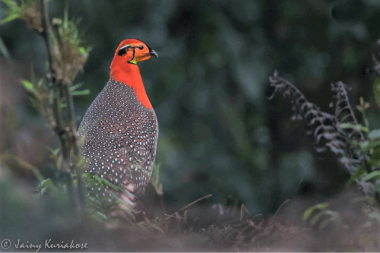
[
  {"left": 112, "top": 38, "right": 158, "bottom": 66},
  {"left": 110, "top": 39, "right": 158, "bottom": 109}
]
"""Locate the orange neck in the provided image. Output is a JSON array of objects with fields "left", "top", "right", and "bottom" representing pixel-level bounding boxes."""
[{"left": 110, "top": 62, "right": 152, "bottom": 110}]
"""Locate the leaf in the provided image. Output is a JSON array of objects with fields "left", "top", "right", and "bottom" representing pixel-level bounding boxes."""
[
  {"left": 361, "top": 171, "right": 380, "bottom": 182},
  {"left": 0, "top": 0, "right": 20, "bottom": 10},
  {"left": 95, "top": 211, "right": 107, "bottom": 220},
  {"left": 310, "top": 211, "right": 325, "bottom": 226},
  {"left": 21, "top": 80, "right": 37, "bottom": 95},
  {"left": 303, "top": 202, "right": 329, "bottom": 222},
  {"left": 40, "top": 178, "right": 54, "bottom": 189},
  {"left": 347, "top": 165, "right": 366, "bottom": 186},
  {"left": 79, "top": 47, "right": 89, "bottom": 56},
  {"left": 92, "top": 174, "right": 123, "bottom": 192},
  {"left": 359, "top": 141, "right": 370, "bottom": 151},
  {"left": 0, "top": 12, "right": 20, "bottom": 24},
  {"left": 316, "top": 210, "right": 341, "bottom": 230},
  {"left": 69, "top": 82, "right": 83, "bottom": 91},
  {"left": 0, "top": 37, "right": 10, "bottom": 58},
  {"left": 323, "top": 210, "right": 341, "bottom": 222},
  {"left": 371, "top": 183, "right": 380, "bottom": 193},
  {"left": 52, "top": 148, "right": 60, "bottom": 157},
  {"left": 319, "top": 218, "right": 333, "bottom": 230},
  {"left": 339, "top": 122, "right": 368, "bottom": 133},
  {"left": 37, "top": 178, "right": 55, "bottom": 196},
  {"left": 77, "top": 157, "right": 85, "bottom": 167},
  {"left": 318, "top": 211, "right": 341, "bottom": 230},
  {"left": 72, "top": 89, "right": 90, "bottom": 96},
  {"left": 1, "top": 153, "right": 44, "bottom": 182},
  {"left": 369, "top": 146, "right": 380, "bottom": 167},
  {"left": 373, "top": 77, "right": 380, "bottom": 108},
  {"left": 369, "top": 129, "right": 380, "bottom": 139}
]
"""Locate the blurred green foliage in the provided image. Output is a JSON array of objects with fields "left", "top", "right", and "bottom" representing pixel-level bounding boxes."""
[
  {"left": 3, "top": 0, "right": 380, "bottom": 250},
  {"left": 2, "top": 0, "right": 380, "bottom": 218}
]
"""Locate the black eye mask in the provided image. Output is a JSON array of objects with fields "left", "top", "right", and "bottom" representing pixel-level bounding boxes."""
[{"left": 118, "top": 45, "right": 137, "bottom": 64}]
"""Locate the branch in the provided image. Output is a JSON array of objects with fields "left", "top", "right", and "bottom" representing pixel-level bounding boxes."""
[
  {"left": 63, "top": 83, "right": 86, "bottom": 213},
  {"left": 39, "top": 0, "right": 87, "bottom": 214},
  {"left": 39, "top": 0, "right": 56, "bottom": 131}
]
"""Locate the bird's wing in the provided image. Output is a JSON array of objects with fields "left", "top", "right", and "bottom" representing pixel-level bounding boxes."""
[
  {"left": 78, "top": 83, "right": 112, "bottom": 138},
  {"left": 79, "top": 80, "right": 158, "bottom": 196}
]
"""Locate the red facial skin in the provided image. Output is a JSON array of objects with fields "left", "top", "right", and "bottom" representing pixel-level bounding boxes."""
[{"left": 110, "top": 39, "right": 155, "bottom": 109}]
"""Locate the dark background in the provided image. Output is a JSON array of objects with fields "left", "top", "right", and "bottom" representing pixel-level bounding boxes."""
[{"left": 2, "top": 0, "right": 380, "bottom": 216}]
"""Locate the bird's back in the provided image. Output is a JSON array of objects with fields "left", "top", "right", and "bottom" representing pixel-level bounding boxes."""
[{"left": 79, "top": 78, "right": 158, "bottom": 197}]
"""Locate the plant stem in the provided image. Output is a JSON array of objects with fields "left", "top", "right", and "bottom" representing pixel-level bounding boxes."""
[
  {"left": 39, "top": 0, "right": 84, "bottom": 213},
  {"left": 65, "top": 171, "right": 76, "bottom": 210},
  {"left": 39, "top": 0, "right": 56, "bottom": 130},
  {"left": 63, "top": 83, "right": 87, "bottom": 215},
  {"left": 165, "top": 194, "right": 212, "bottom": 220}
]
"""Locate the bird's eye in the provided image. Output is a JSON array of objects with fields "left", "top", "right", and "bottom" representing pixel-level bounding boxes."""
[
  {"left": 138, "top": 45, "right": 144, "bottom": 50},
  {"left": 118, "top": 45, "right": 131, "bottom": 56},
  {"left": 118, "top": 48, "right": 127, "bottom": 56}
]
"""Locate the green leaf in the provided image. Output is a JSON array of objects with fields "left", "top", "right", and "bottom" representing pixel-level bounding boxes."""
[
  {"left": 52, "top": 148, "right": 60, "bottom": 157},
  {"left": 21, "top": 80, "right": 37, "bottom": 94},
  {"left": 373, "top": 77, "right": 380, "bottom": 108},
  {"left": 347, "top": 165, "right": 366, "bottom": 186},
  {"left": 95, "top": 211, "right": 107, "bottom": 220},
  {"left": 69, "top": 82, "right": 83, "bottom": 91},
  {"left": 323, "top": 210, "right": 341, "bottom": 221},
  {"left": 77, "top": 157, "right": 85, "bottom": 167},
  {"left": 303, "top": 202, "right": 329, "bottom": 222},
  {"left": 92, "top": 174, "right": 123, "bottom": 192},
  {"left": 316, "top": 210, "right": 341, "bottom": 230},
  {"left": 310, "top": 211, "right": 325, "bottom": 226},
  {"left": 319, "top": 218, "right": 333, "bottom": 230},
  {"left": 369, "top": 146, "right": 380, "bottom": 167},
  {"left": 339, "top": 122, "right": 368, "bottom": 133},
  {"left": 79, "top": 47, "right": 89, "bottom": 56},
  {"left": 72, "top": 89, "right": 90, "bottom": 96},
  {"left": 371, "top": 183, "right": 380, "bottom": 193},
  {"left": 0, "top": 12, "right": 20, "bottom": 24},
  {"left": 0, "top": 37, "right": 10, "bottom": 58},
  {"left": 361, "top": 171, "right": 380, "bottom": 182},
  {"left": 359, "top": 141, "right": 370, "bottom": 151},
  {"left": 370, "top": 139, "right": 380, "bottom": 149},
  {"left": 0, "top": 0, "right": 21, "bottom": 10},
  {"left": 37, "top": 178, "right": 55, "bottom": 196},
  {"left": 369, "top": 129, "right": 380, "bottom": 139},
  {"left": 40, "top": 178, "right": 54, "bottom": 189}
]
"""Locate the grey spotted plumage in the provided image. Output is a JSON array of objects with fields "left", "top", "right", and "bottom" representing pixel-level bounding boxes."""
[{"left": 78, "top": 78, "right": 158, "bottom": 198}]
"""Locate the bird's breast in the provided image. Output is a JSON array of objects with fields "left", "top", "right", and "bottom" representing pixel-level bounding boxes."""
[{"left": 79, "top": 79, "right": 158, "bottom": 196}]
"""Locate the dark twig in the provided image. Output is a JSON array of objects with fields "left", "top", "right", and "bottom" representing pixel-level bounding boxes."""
[
  {"left": 39, "top": 0, "right": 86, "bottom": 215},
  {"left": 63, "top": 83, "right": 87, "bottom": 214},
  {"left": 165, "top": 194, "right": 213, "bottom": 220},
  {"left": 40, "top": 0, "right": 77, "bottom": 210},
  {"left": 39, "top": 0, "right": 56, "bottom": 130}
]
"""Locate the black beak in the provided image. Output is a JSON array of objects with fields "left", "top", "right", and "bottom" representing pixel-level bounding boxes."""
[{"left": 149, "top": 49, "right": 158, "bottom": 57}]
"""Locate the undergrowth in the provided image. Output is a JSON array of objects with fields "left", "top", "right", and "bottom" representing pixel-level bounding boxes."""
[{"left": 1, "top": 0, "right": 380, "bottom": 251}]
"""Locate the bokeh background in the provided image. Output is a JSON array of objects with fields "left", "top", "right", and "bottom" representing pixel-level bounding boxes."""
[{"left": 2, "top": 0, "right": 380, "bottom": 218}]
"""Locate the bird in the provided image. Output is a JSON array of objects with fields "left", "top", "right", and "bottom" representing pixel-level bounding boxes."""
[{"left": 78, "top": 38, "right": 159, "bottom": 209}]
